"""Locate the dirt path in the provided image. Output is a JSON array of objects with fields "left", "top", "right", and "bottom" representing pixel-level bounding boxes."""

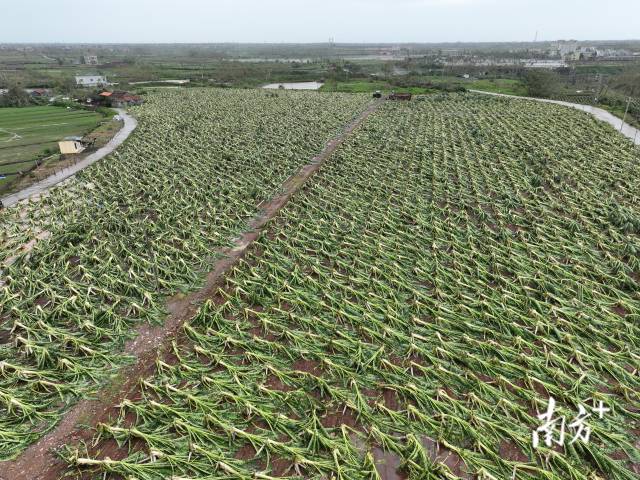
[
  {"left": 0, "top": 109, "right": 137, "bottom": 208},
  {"left": 0, "top": 100, "right": 381, "bottom": 480},
  {"left": 470, "top": 90, "right": 640, "bottom": 145}
]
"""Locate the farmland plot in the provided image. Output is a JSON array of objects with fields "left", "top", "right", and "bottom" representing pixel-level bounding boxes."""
[
  {"left": 66, "top": 94, "right": 640, "bottom": 479},
  {"left": 0, "top": 106, "right": 102, "bottom": 188},
  {"left": 0, "top": 89, "right": 371, "bottom": 460}
]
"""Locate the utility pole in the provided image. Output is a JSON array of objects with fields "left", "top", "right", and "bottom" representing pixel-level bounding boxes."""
[
  {"left": 621, "top": 97, "right": 631, "bottom": 132},
  {"left": 594, "top": 74, "right": 603, "bottom": 104}
]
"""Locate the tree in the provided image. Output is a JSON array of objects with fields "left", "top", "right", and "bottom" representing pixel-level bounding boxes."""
[
  {"left": 0, "top": 84, "right": 33, "bottom": 107},
  {"left": 523, "top": 70, "right": 559, "bottom": 98},
  {"left": 54, "top": 77, "right": 77, "bottom": 94},
  {"left": 382, "top": 62, "right": 394, "bottom": 79},
  {"left": 608, "top": 69, "right": 640, "bottom": 97}
]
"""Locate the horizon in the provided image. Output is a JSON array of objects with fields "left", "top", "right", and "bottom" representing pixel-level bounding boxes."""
[
  {"left": 3, "top": 0, "right": 639, "bottom": 44},
  {"left": 2, "top": 39, "right": 640, "bottom": 46}
]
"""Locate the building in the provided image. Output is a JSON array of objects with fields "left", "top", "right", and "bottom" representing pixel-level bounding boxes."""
[
  {"left": 551, "top": 40, "right": 579, "bottom": 58},
  {"left": 75, "top": 75, "right": 107, "bottom": 87},
  {"left": 58, "top": 136, "right": 85, "bottom": 154},
  {"left": 550, "top": 41, "right": 613, "bottom": 61},
  {"left": 567, "top": 47, "right": 598, "bottom": 61},
  {"left": 27, "top": 88, "right": 51, "bottom": 97},
  {"left": 523, "top": 60, "right": 567, "bottom": 69},
  {"left": 98, "top": 90, "right": 143, "bottom": 107},
  {"left": 83, "top": 55, "right": 99, "bottom": 65}
]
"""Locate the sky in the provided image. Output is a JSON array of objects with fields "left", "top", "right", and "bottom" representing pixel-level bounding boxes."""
[{"left": 2, "top": 0, "right": 639, "bottom": 43}]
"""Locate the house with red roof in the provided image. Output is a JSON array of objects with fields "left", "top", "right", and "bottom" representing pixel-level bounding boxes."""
[{"left": 97, "top": 90, "right": 143, "bottom": 107}]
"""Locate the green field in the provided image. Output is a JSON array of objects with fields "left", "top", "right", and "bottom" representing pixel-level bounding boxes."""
[
  {"left": 0, "top": 106, "right": 102, "bottom": 189},
  {"left": 468, "top": 78, "right": 528, "bottom": 96},
  {"left": 320, "top": 77, "right": 528, "bottom": 96},
  {"left": 321, "top": 80, "right": 437, "bottom": 95}
]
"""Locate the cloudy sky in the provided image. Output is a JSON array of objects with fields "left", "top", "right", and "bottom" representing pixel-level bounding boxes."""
[{"left": 3, "top": 0, "right": 639, "bottom": 43}]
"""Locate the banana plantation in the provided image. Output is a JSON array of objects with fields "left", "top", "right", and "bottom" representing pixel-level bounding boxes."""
[
  {"left": 57, "top": 94, "right": 640, "bottom": 479},
  {"left": 0, "top": 88, "right": 371, "bottom": 461}
]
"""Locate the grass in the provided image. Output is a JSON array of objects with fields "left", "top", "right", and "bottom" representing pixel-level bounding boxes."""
[
  {"left": 468, "top": 78, "right": 528, "bottom": 96},
  {"left": 320, "top": 77, "right": 528, "bottom": 97},
  {"left": 320, "top": 80, "right": 389, "bottom": 93},
  {"left": 423, "top": 75, "right": 528, "bottom": 96},
  {"left": 83, "top": 117, "right": 123, "bottom": 149},
  {"left": 321, "top": 79, "right": 438, "bottom": 95},
  {"left": 598, "top": 103, "right": 640, "bottom": 130},
  {"left": 0, "top": 106, "right": 102, "bottom": 191}
]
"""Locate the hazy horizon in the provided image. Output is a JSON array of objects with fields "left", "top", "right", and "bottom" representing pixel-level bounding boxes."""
[
  {"left": 2, "top": 39, "right": 639, "bottom": 45},
  {"left": 3, "top": 0, "right": 639, "bottom": 44}
]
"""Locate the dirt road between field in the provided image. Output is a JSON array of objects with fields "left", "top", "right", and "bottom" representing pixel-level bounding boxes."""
[
  {"left": 0, "top": 108, "right": 137, "bottom": 208},
  {"left": 470, "top": 90, "right": 640, "bottom": 145},
  {"left": 0, "top": 100, "right": 381, "bottom": 480}
]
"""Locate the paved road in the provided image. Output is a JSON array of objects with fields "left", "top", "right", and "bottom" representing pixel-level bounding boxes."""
[
  {"left": 470, "top": 90, "right": 640, "bottom": 146},
  {"left": 1, "top": 108, "right": 137, "bottom": 208}
]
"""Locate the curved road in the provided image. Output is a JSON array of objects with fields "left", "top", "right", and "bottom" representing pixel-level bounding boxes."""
[
  {"left": 470, "top": 90, "right": 640, "bottom": 145},
  {"left": 1, "top": 108, "right": 137, "bottom": 208}
]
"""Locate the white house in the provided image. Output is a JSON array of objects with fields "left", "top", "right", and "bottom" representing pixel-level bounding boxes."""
[
  {"left": 83, "top": 55, "right": 99, "bottom": 65},
  {"left": 75, "top": 75, "right": 107, "bottom": 87}
]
